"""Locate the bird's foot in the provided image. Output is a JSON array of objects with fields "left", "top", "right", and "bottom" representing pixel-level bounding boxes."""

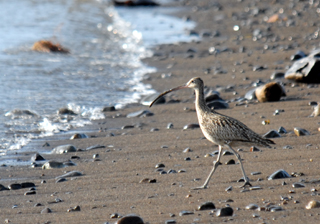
[
  {"left": 239, "top": 181, "right": 252, "bottom": 188},
  {"left": 191, "top": 185, "right": 208, "bottom": 190}
]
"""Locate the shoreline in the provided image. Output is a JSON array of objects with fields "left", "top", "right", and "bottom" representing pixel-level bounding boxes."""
[{"left": 1, "top": 1, "right": 320, "bottom": 223}]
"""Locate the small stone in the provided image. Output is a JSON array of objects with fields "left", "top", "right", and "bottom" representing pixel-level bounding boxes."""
[
  {"left": 251, "top": 171, "right": 261, "bottom": 175},
  {"left": 216, "top": 207, "right": 233, "bottom": 217},
  {"left": 165, "top": 220, "right": 176, "bottom": 224},
  {"left": 34, "top": 203, "right": 42, "bottom": 207},
  {"left": 294, "top": 127, "right": 310, "bottom": 136},
  {"left": 197, "top": 202, "right": 216, "bottom": 210},
  {"left": 67, "top": 205, "right": 81, "bottom": 212},
  {"left": 155, "top": 163, "right": 165, "bottom": 168},
  {"left": 42, "top": 161, "right": 65, "bottom": 169},
  {"left": 24, "top": 190, "right": 36, "bottom": 195},
  {"left": 306, "top": 200, "right": 320, "bottom": 209},
  {"left": 116, "top": 215, "right": 144, "bottom": 224},
  {"left": 56, "top": 178, "right": 67, "bottom": 183},
  {"left": 110, "top": 213, "right": 121, "bottom": 219},
  {"left": 8, "top": 184, "right": 22, "bottom": 190},
  {"left": 102, "top": 106, "right": 116, "bottom": 112},
  {"left": 183, "top": 147, "right": 192, "bottom": 153},
  {"left": 21, "top": 182, "right": 36, "bottom": 188},
  {"left": 225, "top": 159, "right": 235, "bottom": 165},
  {"left": 58, "top": 108, "right": 77, "bottom": 115},
  {"left": 122, "top": 125, "right": 134, "bottom": 129},
  {"left": 167, "top": 123, "right": 174, "bottom": 129},
  {"left": 183, "top": 123, "right": 200, "bottom": 130},
  {"left": 250, "top": 186, "right": 262, "bottom": 190},
  {"left": 31, "top": 153, "right": 45, "bottom": 162},
  {"left": 70, "top": 133, "right": 88, "bottom": 139},
  {"left": 278, "top": 126, "right": 287, "bottom": 134},
  {"left": 292, "top": 183, "right": 305, "bottom": 188},
  {"left": 179, "top": 210, "right": 194, "bottom": 216},
  {"left": 250, "top": 146, "right": 261, "bottom": 152},
  {"left": 223, "top": 150, "right": 233, "bottom": 156},
  {"left": 270, "top": 206, "right": 283, "bottom": 212},
  {"left": 268, "top": 169, "right": 290, "bottom": 180},
  {"left": 225, "top": 186, "right": 232, "bottom": 192},
  {"left": 41, "top": 207, "right": 52, "bottom": 214},
  {"left": 246, "top": 204, "right": 259, "bottom": 210},
  {"left": 263, "top": 130, "right": 281, "bottom": 138},
  {"left": 51, "top": 144, "right": 77, "bottom": 154}
]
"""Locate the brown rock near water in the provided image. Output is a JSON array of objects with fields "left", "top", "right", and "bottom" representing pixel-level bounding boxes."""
[{"left": 32, "top": 40, "right": 69, "bottom": 53}]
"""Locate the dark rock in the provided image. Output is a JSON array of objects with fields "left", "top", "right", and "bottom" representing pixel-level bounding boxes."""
[
  {"left": 155, "top": 163, "right": 165, "bottom": 168},
  {"left": 21, "top": 182, "right": 36, "bottom": 188},
  {"left": 31, "top": 153, "right": 45, "bottom": 162},
  {"left": 116, "top": 215, "right": 144, "bottom": 224},
  {"left": 8, "top": 183, "right": 22, "bottom": 190},
  {"left": 268, "top": 169, "right": 290, "bottom": 180},
  {"left": 250, "top": 146, "right": 261, "bottom": 152},
  {"left": 51, "top": 144, "right": 77, "bottom": 154},
  {"left": 167, "top": 123, "right": 174, "bottom": 129},
  {"left": 165, "top": 220, "right": 176, "bottom": 224},
  {"left": 198, "top": 201, "right": 216, "bottom": 210},
  {"left": 113, "top": 0, "right": 159, "bottom": 7},
  {"left": 225, "top": 159, "right": 236, "bottom": 165},
  {"left": 102, "top": 106, "right": 116, "bottom": 112},
  {"left": 122, "top": 125, "right": 135, "bottom": 129},
  {"left": 263, "top": 130, "right": 281, "bottom": 138},
  {"left": 127, "top": 110, "right": 153, "bottom": 118},
  {"left": 34, "top": 203, "right": 43, "bottom": 207},
  {"left": 278, "top": 126, "right": 287, "bottom": 134},
  {"left": 0, "top": 184, "right": 9, "bottom": 191},
  {"left": 56, "top": 178, "right": 67, "bottom": 183},
  {"left": 216, "top": 207, "right": 233, "bottom": 217},
  {"left": 290, "top": 50, "right": 307, "bottom": 61}
]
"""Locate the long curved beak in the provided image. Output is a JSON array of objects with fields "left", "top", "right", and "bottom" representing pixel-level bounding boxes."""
[{"left": 149, "top": 84, "right": 188, "bottom": 107}]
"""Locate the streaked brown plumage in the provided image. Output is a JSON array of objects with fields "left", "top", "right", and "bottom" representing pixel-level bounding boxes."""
[{"left": 150, "top": 77, "right": 275, "bottom": 189}]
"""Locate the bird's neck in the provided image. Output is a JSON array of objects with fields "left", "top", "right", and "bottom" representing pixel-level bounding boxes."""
[{"left": 194, "top": 87, "right": 211, "bottom": 115}]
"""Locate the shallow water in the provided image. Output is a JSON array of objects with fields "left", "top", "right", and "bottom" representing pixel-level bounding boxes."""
[{"left": 0, "top": 0, "right": 197, "bottom": 161}]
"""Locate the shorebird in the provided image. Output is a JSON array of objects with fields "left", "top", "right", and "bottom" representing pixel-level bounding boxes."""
[{"left": 149, "top": 77, "right": 275, "bottom": 189}]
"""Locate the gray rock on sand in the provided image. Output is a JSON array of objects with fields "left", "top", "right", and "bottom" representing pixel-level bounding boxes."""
[
  {"left": 51, "top": 144, "right": 77, "bottom": 154},
  {"left": 42, "top": 161, "right": 65, "bottom": 169},
  {"left": 55, "top": 171, "right": 83, "bottom": 179},
  {"left": 268, "top": 169, "right": 290, "bottom": 180},
  {"left": 285, "top": 49, "right": 320, "bottom": 83},
  {"left": 116, "top": 215, "right": 144, "bottom": 224},
  {"left": 31, "top": 153, "right": 45, "bottom": 162}
]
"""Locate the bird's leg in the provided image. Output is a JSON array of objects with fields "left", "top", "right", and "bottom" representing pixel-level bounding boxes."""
[
  {"left": 226, "top": 145, "right": 252, "bottom": 187},
  {"left": 192, "top": 145, "right": 223, "bottom": 190}
]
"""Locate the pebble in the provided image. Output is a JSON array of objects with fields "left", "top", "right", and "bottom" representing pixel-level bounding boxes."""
[
  {"left": 250, "top": 186, "right": 262, "bottom": 191},
  {"left": 250, "top": 146, "right": 261, "bottom": 152},
  {"left": 223, "top": 150, "right": 233, "bottom": 156},
  {"left": 24, "top": 190, "right": 36, "bottom": 195},
  {"left": 268, "top": 169, "right": 290, "bottom": 180},
  {"left": 183, "top": 123, "right": 200, "bottom": 129},
  {"left": 41, "top": 207, "right": 52, "bottom": 214},
  {"left": 55, "top": 171, "right": 83, "bottom": 179},
  {"left": 278, "top": 126, "right": 287, "bottom": 134},
  {"left": 270, "top": 72, "right": 285, "bottom": 80},
  {"left": 183, "top": 147, "right": 192, "bottom": 153},
  {"left": 251, "top": 171, "right": 261, "bottom": 175},
  {"left": 179, "top": 210, "right": 194, "bottom": 216},
  {"left": 8, "top": 183, "right": 22, "bottom": 190},
  {"left": 110, "top": 213, "right": 121, "bottom": 219},
  {"left": 216, "top": 207, "right": 233, "bottom": 217},
  {"left": 56, "top": 178, "right": 67, "bottom": 183},
  {"left": 70, "top": 133, "right": 88, "bottom": 139},
  {"left": 270, "top": 206, "right": 283, "bottom": 212},
  {"left": 155, "top": 163, "right": 165, "bottom": 168},
  {"left": 306, "top": 200, "right": 320, "bottom": 209},
  {"left": 122, "top": 125, "right": 134, "bottom": 129},
  {"left": 292, "top": 183, "right": 305, "bottom": 188},
  {"left": 126, "top": 110, "right": 154, "bottom": 118},
  {"left": 207, "top": 100, "right": 229, "bottom": 109},
  {"left": 31, "top": 153, "right": 45, "bottom": 162},
  {"left": 102, "top": 106, "right": 116, "bottom": 112},
  {"left": 58, "top": 108, "right": 77, "bottom": 115},
  {"left": 51, "top": 144, "right": 77, "bottom": 154},
  {"left": 225, "top": 186, "right": 232, "bottom": 192},
  {"left": 294, "top": 127, "right": 310, "bottom": 136},
  {"left": 225, "top": 159, "right": 235, "bottom": 165},
  {"left": 310, "top": 104, "right": 320, "bottom": 117},
  {"left": 167, "top": 169, "right": 177, "bottom": 174},
  {"left": 139, "top": 178, "right": 156, "bottom": 183},
  {"left": 167, "top": 123, "right": 174, "bottom": 129},
  {"left": 263, "top": 130, "right": 281, "bottom": 138},
  {"left": 165, "top": 220, "right": 176, "bottom": 224},
  {"left": 244, "top": 88, "right": 257, "bottom": 100},
  {"left": 197, "top": 201, "right": 216, "bottom": 210},
  {"left": 67, "top": 205, "right": 81, "bottom": 212},
  {"left": 115, "top": 215, "right": 144, "bottom": 224},
  {"left": 42, "top": 161, "right": 65, "bottom": 169},
  {"left": 246, "top": 204, "right": 259, "bottom": 210}
]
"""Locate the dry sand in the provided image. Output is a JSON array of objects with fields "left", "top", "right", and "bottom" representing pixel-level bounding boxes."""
[{"left": 1, "top": 0, "right": 320, "bottom": 223}]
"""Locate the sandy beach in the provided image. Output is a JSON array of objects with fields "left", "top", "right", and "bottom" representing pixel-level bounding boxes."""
[{"left": 1, "top": 0, "right": 320, "bottom": 223}]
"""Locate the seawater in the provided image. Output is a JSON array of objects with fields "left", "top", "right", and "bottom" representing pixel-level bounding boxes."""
[{"left": 0, "top": 0, "right": 197, "bottom": 160}]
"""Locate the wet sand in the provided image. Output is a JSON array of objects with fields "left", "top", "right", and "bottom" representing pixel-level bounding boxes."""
[{"left": 1, "top": 1, "right": 320, "bottom": 223}]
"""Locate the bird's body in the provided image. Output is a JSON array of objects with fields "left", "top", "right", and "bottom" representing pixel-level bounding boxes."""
[{"left": 150, "top": 77, "right": 275, "bottom": 189}]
